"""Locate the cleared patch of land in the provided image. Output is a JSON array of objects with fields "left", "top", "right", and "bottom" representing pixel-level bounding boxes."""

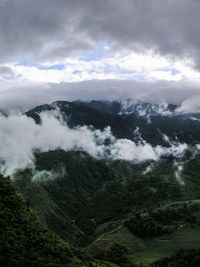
[{"left": 88, "top": 199, "right": 200, "bottom": 266}]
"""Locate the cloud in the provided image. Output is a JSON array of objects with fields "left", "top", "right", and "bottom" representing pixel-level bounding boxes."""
[
  {"left": 0, "top": 0, "right": 199, "bottom": 111},
  {"left": 0, "top": 0, "right": 93, "bottom": 62},
  {"left": 174, "top": 163, "right": 185, "bottom": 186},
  {"left": 0, "top": 0, "right": 200, "bottom": 68},
  {"left": 6, "top": 51, "right": 200, "bottom": 84},
  {"left": 0, "top": 111, "right": 104, "bottom": 175},
  {"left": 0, "top": 66, "right": 14, "bottom": 76},
  {"left": 1, "top": 79, "right": 200, "bottom": 112},
  {"left": 0, "top": 110, "right": 189, "bottom": 176},
  {"left": 178, "top": 95, "right": 200, "bottom": 113},
  {"left": 0, "top": 1, "right": 199, "bottom": 179}
]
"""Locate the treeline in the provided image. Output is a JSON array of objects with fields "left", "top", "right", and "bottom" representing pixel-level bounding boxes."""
[
  {"left": 125, "top": 215, "right": 168, "bottom": 238},
  {"left": 95, "top": 243, "right": 133, "bottom": 267},
  {"left": 151, "top": 204, "right": 199, "bottom": 225},
  {"left": 125, "top": 202, "right": 200, "bottom": 238},
  {"left": 152, "top": 249, "right": 200, "bottom": 267}
]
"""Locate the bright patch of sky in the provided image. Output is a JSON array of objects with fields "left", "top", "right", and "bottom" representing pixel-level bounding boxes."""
[
  {"left": 36, "top": 64, "right": 66, "bottom": 70},
  {"left": 0, "top": 44, "right": 200, "bottom": 87}
]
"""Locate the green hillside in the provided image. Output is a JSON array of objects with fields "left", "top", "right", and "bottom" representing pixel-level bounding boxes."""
[
  {"left": 12, "top": 150, "right": 200, "bottom": 266},
  {"left": 14, "top": 150, "right": 120, "bottom": 246},
  {"left": 0, "top": 174, "right": 117, "bottom": 267},
  {"left": 87, "top": 200, "right": 200, "bottom": 266}
]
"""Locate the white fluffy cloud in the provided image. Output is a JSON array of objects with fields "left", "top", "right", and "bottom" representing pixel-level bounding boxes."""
[
  {"left": 177, "top": 95, "right": 200, "bottom": 113},
  {"left": 0, "top": 110, "right": 189, "bottom": 176},
  {"left": 1, "top": 51, "right": 199, "bottom": 85}
]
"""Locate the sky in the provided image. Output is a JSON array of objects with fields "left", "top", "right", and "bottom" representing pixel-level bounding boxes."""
[{"left": 1, "top": 0, "right": 200, "bottom": 111}]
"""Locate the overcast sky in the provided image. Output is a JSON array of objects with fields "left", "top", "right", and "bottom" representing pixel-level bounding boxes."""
[{"left": 1, "top": 0, "right": 200, "bottom": 111}]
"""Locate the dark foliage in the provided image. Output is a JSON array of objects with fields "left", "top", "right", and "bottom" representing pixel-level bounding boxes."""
[
  {"left": 0, "top": 174, "right": 115, "bottom": 267},
  {"left": 26, "top": 100, "right": 200, "bottom": 146},
  {"left": 96, "top": 243, "right": 133, "bottom": 266},
  {"left": 125, "top": 215, "right": 168, "bottom": 238},
  {"left": 152, "top": 249, "right": 200, "bottom": 267}
]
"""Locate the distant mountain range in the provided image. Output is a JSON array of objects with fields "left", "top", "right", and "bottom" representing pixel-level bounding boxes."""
[{"left": 26, "top": 100, "right": 200, "bottom": 146}]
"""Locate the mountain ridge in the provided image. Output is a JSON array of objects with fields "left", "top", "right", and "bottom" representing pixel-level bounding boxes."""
[{"left": 25, "top": 100, "right": 200, "bottom": 146}]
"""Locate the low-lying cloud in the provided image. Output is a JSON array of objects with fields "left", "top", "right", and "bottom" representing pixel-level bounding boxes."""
[
  {"left": 177, "top": 95, "right": 200, "bottom": 114},
  {"left": 1, "top": 80, "right": 200, "bottom": 113},
  {"left": 0, "top": 110, "right": 191, "bottom": 176}
]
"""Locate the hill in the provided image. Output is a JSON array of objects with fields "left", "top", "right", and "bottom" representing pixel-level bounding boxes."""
[
  {"left": 13, "top": 149, "right": 200, "bottom": 265},
  {"left": 0, "top": 174, "right": 118, "bottom": 267},
  {"left": 3, "top": 99, "right": 200, "bottom": 266},
  {"left": 14, "top": 150, "right": 121, "bottom": 246}
]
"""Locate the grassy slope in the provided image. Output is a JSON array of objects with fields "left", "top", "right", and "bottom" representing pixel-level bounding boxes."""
[
  {"left": 89, "top": 225, "right": 200, "bottom": 266},
  {"left": 87, "top": 200, "right": 200, "bottom": 266},
  {"left": 14, "top": 168, "right": 87, "bottom": 246}
]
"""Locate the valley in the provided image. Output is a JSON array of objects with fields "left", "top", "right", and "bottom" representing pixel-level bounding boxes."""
[{"left": 1, "top": 100, "right": 200, "bottom": 266}]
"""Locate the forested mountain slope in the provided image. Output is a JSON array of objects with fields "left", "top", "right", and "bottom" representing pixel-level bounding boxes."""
[
  {"left": 0, "top": 174, "right": 118, "bottom": 267},
  {"left": 26, "top": 100, "right": 200, "bottom": 146},
  {"left": 13, "top": 149, "right": 200, "bottom": 266}
]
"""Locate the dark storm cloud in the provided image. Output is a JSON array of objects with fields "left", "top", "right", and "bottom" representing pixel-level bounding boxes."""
[
  {"left": 0, "top": 0, "right": 93, "bottom": 61},
  {"left": 0, "top": 0, "right": 200, "bottom": 66}
]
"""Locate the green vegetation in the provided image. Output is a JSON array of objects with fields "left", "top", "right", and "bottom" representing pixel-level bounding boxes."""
[
  {"left": 0, "top": 174, "right": 117, "bottom": 267},
  {"left": 125, "top": 215, "right": 168, "bottom": 238},
  {"left": 12, "top": 150, "right": 200, "bottom": 266},
  {"left": 87, "top": 199, "right": 200, "bottom": 266},
  {"left": 88, "top": 224, "right": 200, "bottom": 266},
  {"left": 152, "top": 249, "right": 200, "bottom": 266},
  {"left": 95, "top": 242, "right": 133, "bottom": 266},
  {"left": 84, "top": 159, "right": 183, "bottom": 226},
  {"left": 26, "top": 100, "right": 200, "bottom": 146},
  {"left": 3, "top": 100, "right": 200, "bottom": 266},
  {"left": 14, "top": 150, "right": 120, "bottom": 245}
]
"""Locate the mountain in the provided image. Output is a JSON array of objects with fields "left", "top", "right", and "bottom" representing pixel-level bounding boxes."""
[
  {"left": 14, "top": 150, "right": 120, "bottom": 246},
  {"left": 25, "top": 100, "right": 200, "bottom": 146},
  {"left": 3, "top": 99, "right": 200, "bottom": 266},
  {"left": 13, "top": 149, "right": 200, "bottom": 266},
  {"left": 0, "top": 174, "right": 117, "bottom": 267}
]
